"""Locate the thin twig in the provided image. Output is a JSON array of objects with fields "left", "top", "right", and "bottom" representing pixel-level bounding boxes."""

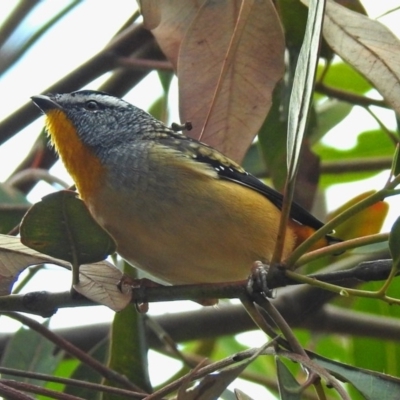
[
  {"left": 0, "top": 367, "right": 145, "bottom": 399},
  {"left": 315, "top": 82, "right": 389, "bottom": 108},
  {"left": 117, "top": 57, "right": 173, "bottom": 71},
  {"left": 1, "top": 379, "right": 84, "bottom": 400},
  {"left": 6, "top": 168, "right": 69, "bottom": 189},
  {"left": 0, "top": 1, "right": 40, "bottom": 49},
  {"left": 0, "top": 259, "right": 397, "bottom": 315}
]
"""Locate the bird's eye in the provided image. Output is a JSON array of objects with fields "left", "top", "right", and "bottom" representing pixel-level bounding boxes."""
[{"left": 85, "top": 100, "right": 99, "bottom": 110}]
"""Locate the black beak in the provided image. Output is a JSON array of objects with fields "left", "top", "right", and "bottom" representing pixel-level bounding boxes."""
[{"left": 31, "top": 95, "right": 62, "bottom": 113}]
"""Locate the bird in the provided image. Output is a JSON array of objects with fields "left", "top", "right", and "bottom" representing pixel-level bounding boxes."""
[{"left": 31, "top": 90, "right": 338, "bottom": 285}]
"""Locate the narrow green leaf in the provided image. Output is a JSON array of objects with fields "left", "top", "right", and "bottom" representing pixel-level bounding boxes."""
[
  {"left": 276, "top": 358, "right": 302, "bottom": 400},
  {"left": 148, "top": 71, "right": 173, "bottom": 123},
  {"left": 103, "top": 261, "right": 152, "bottom": 398},
  {"left": 184, "top": 344, "right": 268, "bottom": 400},
  {"left": 392, "top": 144, "right": 400, "bottom": 177},
  {"left": 287, "top": 0, "right": 325, "bottom": 180},
  {"left": 20, "top": 190, "right": 116, "bottom": 265},
  {"left": 158, "top": 70, "right": 174, "bottom": 95},
  {"left": 184, "top": 358, "right": 250, "bottom": 400}
]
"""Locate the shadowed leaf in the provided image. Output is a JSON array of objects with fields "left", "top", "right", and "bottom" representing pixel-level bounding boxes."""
[
  {"left": 276, "top": 358, "right": 302, "bottom": 400},
  {"left": 20, "top": 190, "right": 116, "bottom": 265},
  {"left": 312, "top": 352, "right": 400, "bottom": 400},
  {"left": 1, "top": 320, "right": 62, "bottom": 385},
  {"left": 140, "top": 0, "right": 203, "bottom": 70}
]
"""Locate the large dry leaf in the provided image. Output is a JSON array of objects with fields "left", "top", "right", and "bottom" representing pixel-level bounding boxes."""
[
  {"left": 74, "top": 262, "right": 130, "bottom": 312},
  {"left": 0, "top": 235, "right": 70, "bottom": 295},
  {"left": 139, "top": 0, "right": 204, "bottom": 70},
  {"left": 178, "top": 0, "right": 285, "bottom": 163},
  {"left": 321, "top": 0, "right": 400, "bottom": 114}
]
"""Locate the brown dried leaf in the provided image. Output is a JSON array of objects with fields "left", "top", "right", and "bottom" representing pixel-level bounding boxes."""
[
  {"left": 0, "top": 235, "right": 70, "bottom": 295},
  {"left": 178, "top": 0, "right": 285, "bottom": 162},
  {"left": 74, "top": 262, "right": 131, "bottom": 311},
  {"left": 139, "top": 0, "right": 204, "bottom": 70},
  {"left": 322, "top": 0, "right": 400, "bottom": 114}
]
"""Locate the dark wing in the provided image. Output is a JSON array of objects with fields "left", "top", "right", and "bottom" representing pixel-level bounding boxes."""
[
  {"left": 216, "top": 167, "right": 325, "bottom": 230},
  {"left": 158, "top": 133, "right": 325, "bottom": 230}
]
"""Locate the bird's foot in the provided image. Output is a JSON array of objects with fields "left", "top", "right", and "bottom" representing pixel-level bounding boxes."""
[
  {"left": 247, "top": 261, "right": 277, "bottom": 299},
  {"left": 118, "top": 275, "right": 162, "bottom": 313}
]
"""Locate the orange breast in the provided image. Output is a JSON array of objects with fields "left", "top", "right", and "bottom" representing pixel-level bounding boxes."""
[{"left": 43, "top": 109, "right": 106, "bottom": 200}]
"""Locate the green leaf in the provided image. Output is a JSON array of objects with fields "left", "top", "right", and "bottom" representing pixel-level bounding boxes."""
[
  {"left": 313, "top": 100, "right": 353, "bottom": 142},
  {"left": 315, "top": 129, "right": 395, "bottom": 186},
  {"left": 349, "top": 279, "right": 400, "bottom": 381},
  {"left": 20, "top": 190, "right": 116, "bottom": 265},
  {"left": 318, "top": 62, "right": 372, "bottom": 94},
  {"left": 148, "top": 96, "right": 169, "bottom": 124},
  {"left": 1, "top": 320, "right": 61, "bottom": 386},
  {"left": 148, "top": 71, "right": 173, "bottom": 123},
  {"left": 103, "top": 261, "right": 152, "bottom": 398},
  {"left": 312, "top": 352, "right": 400, "bottom": 400},
  {"left": 45, "top": 358, "right": 79, "bottom": 394},
  {"left": 241, "top": 143, "right": 267, "bottom": 178},
  {"left": 64, "top": 336, "right": 108, "bottom": 399},
  {"left": 277, "top": 0, "right": 308, "bottom": 49},
  {"left": 315, "top": 129, "right": 395, "bottom": 161},
  {"left": 185, "top": 351, "right": 258, "bottom": 400},
  {"left": 276, "top": 358, "right": 302, "bottom": 400},
  {"left": 158, "top": 70, "right": 174, "bottom": 95},
  {"left": 258, "top": 85, "right": 288, "bottom": 191}
]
